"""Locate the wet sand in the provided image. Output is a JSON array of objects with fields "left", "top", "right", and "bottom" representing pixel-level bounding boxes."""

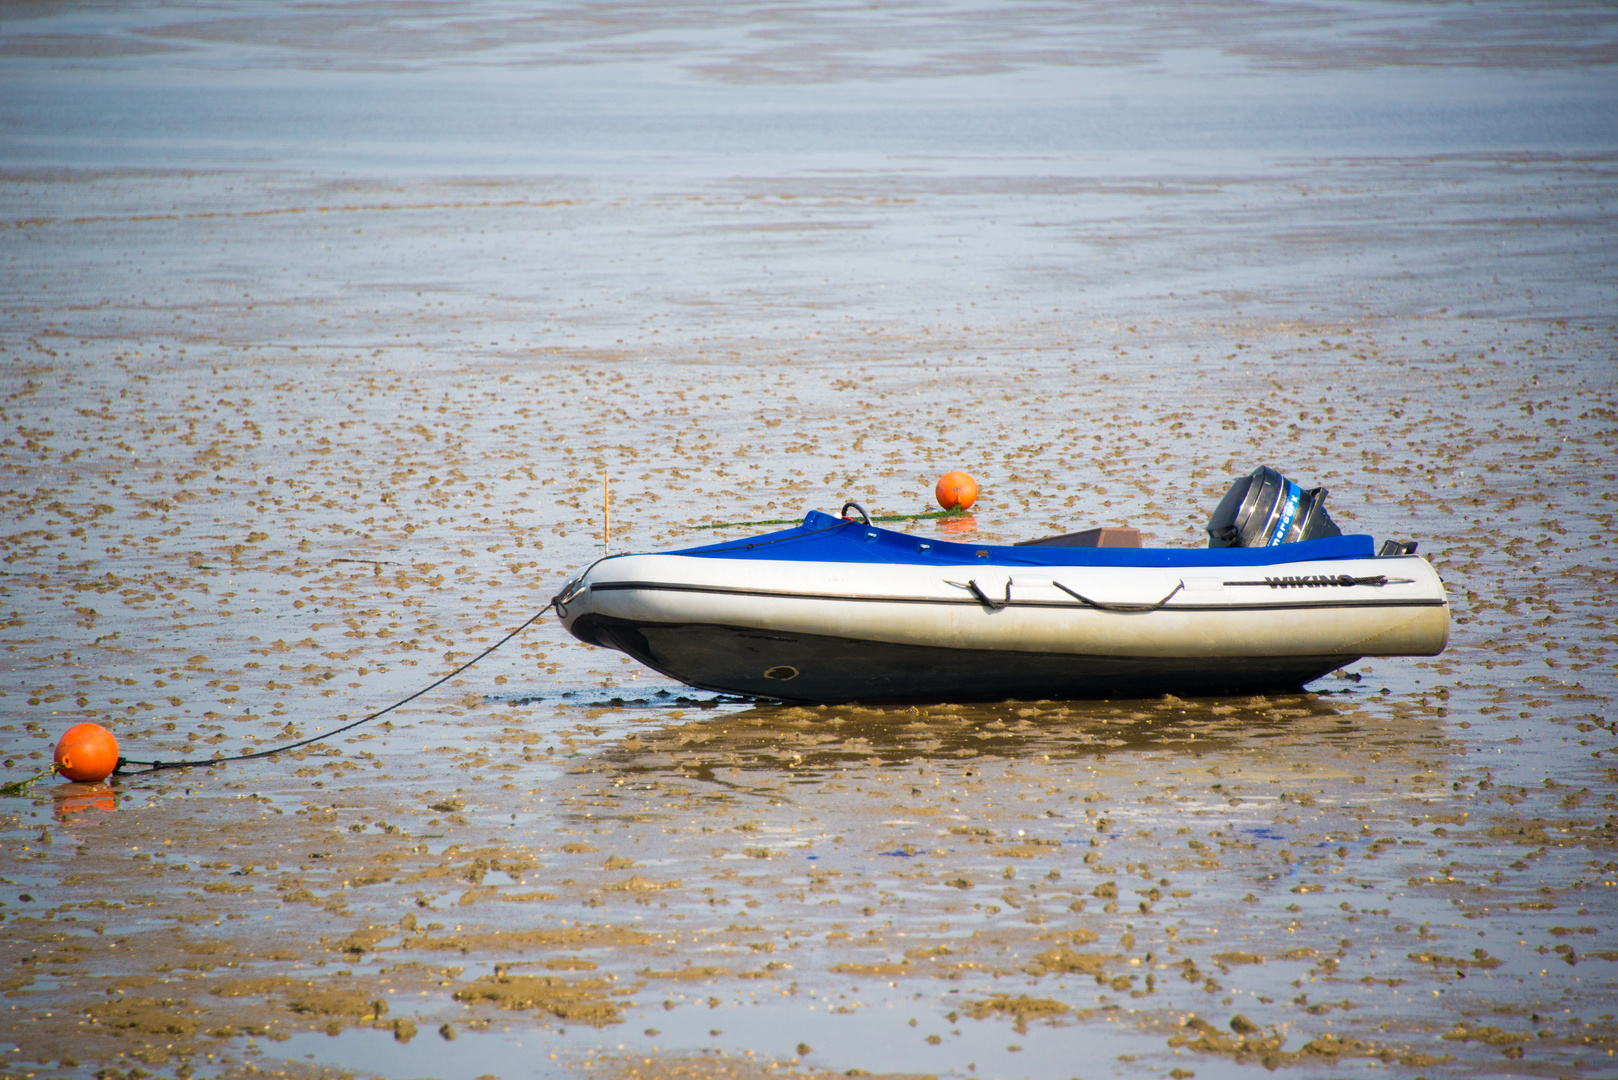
[{"left": 3, "top": 3, "right": 1618, "bottom": 1079}]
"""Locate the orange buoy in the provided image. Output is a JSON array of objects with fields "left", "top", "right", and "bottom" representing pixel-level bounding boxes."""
[
  {"left": 54, "top": 723, "right": 119, "bottom": 783},
  {"left": 935, "top": 471, "right": 979, "bottom": 512}
]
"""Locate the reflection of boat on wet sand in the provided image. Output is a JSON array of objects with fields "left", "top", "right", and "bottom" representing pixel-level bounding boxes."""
[{"left": 554, "top": 498, "right": 1449, "bottom": 703}]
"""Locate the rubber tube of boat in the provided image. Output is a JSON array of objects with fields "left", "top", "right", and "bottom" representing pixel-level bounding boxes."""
[{"left": 1206, "top": 466, "right": 1342, "bottom": 548}]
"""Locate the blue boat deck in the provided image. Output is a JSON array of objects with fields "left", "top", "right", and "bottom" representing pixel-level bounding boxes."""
[{"left": 676, "top": 510, "right": 1376, "bottom": 568}]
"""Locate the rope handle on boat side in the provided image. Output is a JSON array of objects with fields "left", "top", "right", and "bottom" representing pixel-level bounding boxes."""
[
  {"left": 949, "top": 578, "right": 1183, "bottom": 613},
  {"left": 966, "top": 579, "right": 1010, "bottom": 610},
  {"left": 840, "top": 501, "right": 872, "bottom": 525},
  {"left": 1053, "top": 580, "right": 1185, "bottom": 613}
]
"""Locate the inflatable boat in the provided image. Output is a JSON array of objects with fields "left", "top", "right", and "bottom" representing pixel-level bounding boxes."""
[{"left": 552, "top": 482, "right": 1449, "bottom": 703}]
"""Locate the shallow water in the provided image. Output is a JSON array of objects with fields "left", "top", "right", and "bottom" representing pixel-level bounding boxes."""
[{"left": 2, "top": 3, "right": 1616, "bottom": 1079}]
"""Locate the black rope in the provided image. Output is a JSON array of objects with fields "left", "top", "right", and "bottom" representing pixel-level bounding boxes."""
[
  {"left": 1053, "top": 579, "right": 1185, "bottom": 613},
  {"left": 548, "top": 551, "right": 630, "bottom": 618},
  {"left": 111, "top": 513, "right": 861, "bottom": 777},
  {"left": 114, "top": 608, "right": 549, "bottom": 776},
  {"left": 966, "top": 579, "right": 1010, "bottom": 610}
]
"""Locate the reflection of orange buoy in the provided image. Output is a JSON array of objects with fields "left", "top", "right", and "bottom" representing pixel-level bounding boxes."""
[
  {"left": 54, "top": 723, "right": 119, "bottom": 782},
  {"left": 54, "top": 783, "right": 117, "bottom": 819},
  {"left": 939, "top": 513, "right": 978, "bottom": 536},
  {"left": 935, "top": 471, "right": 978, "bottom": 511}
]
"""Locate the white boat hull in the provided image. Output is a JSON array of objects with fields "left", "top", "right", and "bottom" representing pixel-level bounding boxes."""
[{"left": 557, "top": 549, "right": 1448, "bottom": 702}]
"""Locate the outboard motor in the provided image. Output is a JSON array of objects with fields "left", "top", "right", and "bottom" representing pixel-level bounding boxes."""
[{"left": 1206, "top": 466, "right": 1342, "bottom": 548}]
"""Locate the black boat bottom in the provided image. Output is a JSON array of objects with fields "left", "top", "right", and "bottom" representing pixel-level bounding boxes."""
[{"left": 569, "top": 614, "right": 1357, "bottom": 703}]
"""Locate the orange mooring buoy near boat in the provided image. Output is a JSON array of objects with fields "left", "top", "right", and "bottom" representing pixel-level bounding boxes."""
[
  {"left": 934, "top": 471, "right": 978, "bottom": 511},
  {"left": 54, "top": 723, "right": 120, "bottom": 782}
]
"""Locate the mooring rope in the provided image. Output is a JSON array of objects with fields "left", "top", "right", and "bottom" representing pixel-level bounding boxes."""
[
  {"left": 114, "top": 608, "right": 549, "bottom": 775},
  {"left": 106, "top": 510, "right": 868, "bottom": 776}
]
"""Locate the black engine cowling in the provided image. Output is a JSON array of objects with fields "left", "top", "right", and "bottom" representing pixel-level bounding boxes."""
[{"left": 1206, "top": 466, "right": 1342, "bottom": 548}]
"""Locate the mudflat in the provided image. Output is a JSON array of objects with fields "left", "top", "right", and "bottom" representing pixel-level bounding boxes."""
[{"left": 2, "top": 3, "right": 1616, "bottom": 1078}]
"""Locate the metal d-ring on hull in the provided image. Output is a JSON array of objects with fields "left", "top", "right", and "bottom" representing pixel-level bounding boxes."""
[{"left": 569, "top": 612, "right": 1359, "bottom": 703}]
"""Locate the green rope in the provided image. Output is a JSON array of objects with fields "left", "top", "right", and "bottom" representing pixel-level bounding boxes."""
[
  {"left": 1, "top": 764, "right": 58, "bottom": 798},
  {"left": 692, "top": 507, "right": 970, "bottom": 531},
  {"left": 690, "top": 516, "right": 803, "bottom": 531}
]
